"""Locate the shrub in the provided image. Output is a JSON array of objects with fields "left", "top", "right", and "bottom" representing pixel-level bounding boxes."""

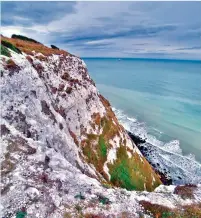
[
  {"left": 61, "top": 72, "right": 70, "bottom": 81},
  {"left": 12, "top": 34, "right": 41, "bottom": 44},
  {"left": 66, "top": 87, "right": 73, "bottom": 94},
  {"left": 58, "top": 84, "right": 65, "bottom": 92},
  {"left": 1, "top": 45, "right": 11, "bottom": 57},
  {"left": 1, "top": 158, "right": 15, "bottom": 176},
  {"left": 74, "top": 192, "right": 85, "bottom": 200},
  {"left": 16, "top": 210, "right": 27, "bottom": 218},
  {"left": 1, "top": 40, "right": 22, "bottom": 54},
  {"left": 51, "top": 44, "right": 59, "bottom": 50},
  {"left": 97, "top": 195, "right": 111, "bottom": 205}
]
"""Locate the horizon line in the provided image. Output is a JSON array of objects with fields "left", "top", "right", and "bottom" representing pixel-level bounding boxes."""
[{"left": 82, "top": 57, "right": 201, "bottom": 62}]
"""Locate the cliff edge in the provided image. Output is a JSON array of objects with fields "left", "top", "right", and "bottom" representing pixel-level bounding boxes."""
[{"left": 1, "top": 36, "right": 200, "bottom": 218}]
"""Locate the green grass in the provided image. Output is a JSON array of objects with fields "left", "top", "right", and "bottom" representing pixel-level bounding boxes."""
[
  {"left": 99, "top": 135, "right": 107, "bottom": 158},
  {"left": 16, "top": 211, "right": 27, "bottom": 218},
  {"left": 109, "top": 145, "right": 139, "bottom": 190},
  {"left": 82, "top": 115, "right": 161, "bottom": 191},
  {"left": 108, "top": 144, "right": 161, "bottom": 191},
  {"left": 1, "top": 40, "right": 22, "bottom": 54},
  {"left": 110, "top": 160, "right": 136, "bottom": 190},
  {"left": 1, "top": 45, "right": 11, "bottom": 57},
  {"left": 82, "top": 134, "right": 108, "bottom": 171}
]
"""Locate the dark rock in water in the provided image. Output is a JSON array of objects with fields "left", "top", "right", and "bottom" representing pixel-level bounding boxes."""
[
  {"left": 127, "top": 131, "right": 146, "bottom": 145},
  {"left": 156, "top": 170, "right": 172, "bottom": 185}
]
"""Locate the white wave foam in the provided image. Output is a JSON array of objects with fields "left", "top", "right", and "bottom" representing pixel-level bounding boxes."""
[
  {"left": 113, "top": 107, "right": 195, "bottom": 159},
  {"left": 113, "top": 107, "right": 201, "bottom": 184},
  {"left": 112, "top": 107, "right": 147, "bottom": 140},
  {"left": 163, "top": 140, "right": 182, "bottom": 155}
]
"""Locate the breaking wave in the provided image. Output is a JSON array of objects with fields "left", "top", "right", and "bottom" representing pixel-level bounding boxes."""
[{"left": 113, "top": 107, "right": 201, "bottom": 185}]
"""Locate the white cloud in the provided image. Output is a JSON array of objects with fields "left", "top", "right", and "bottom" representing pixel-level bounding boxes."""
[{"left": 1, "top": 2, "right": 201, "bottom": 59}]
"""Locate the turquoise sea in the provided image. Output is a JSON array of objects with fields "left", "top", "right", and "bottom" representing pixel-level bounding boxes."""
[{"left": 84, "top": 58, "right": 201, "bottom": 164}]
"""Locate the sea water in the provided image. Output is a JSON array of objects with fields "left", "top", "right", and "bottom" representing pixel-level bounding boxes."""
[{"left": 84, "top": 58, "right": 201, "bottom": 178}]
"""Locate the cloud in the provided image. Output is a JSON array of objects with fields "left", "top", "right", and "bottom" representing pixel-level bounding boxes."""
[
  {"left": 175, "top": 46, "right": 201, "bottom": 51},
  {"left": 1, "top": 1, "right": 201, "bottom": 59},
  {"left": 1, "top": 2, "right": 76, "bottom": 26}
]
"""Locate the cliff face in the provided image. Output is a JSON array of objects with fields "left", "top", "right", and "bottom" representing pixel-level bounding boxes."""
[
  {"left": 1, "top": 37, "right": 201, "bottom": 218},
  {"left": 0, "top": 36, "right": 168, "bottom": 218}
]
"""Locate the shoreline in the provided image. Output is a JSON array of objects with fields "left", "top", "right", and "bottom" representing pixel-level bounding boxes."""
[
  {"left": 127, "top": 130, "right": 173, "bottom": 185},
  {"left": 126, "top": 128, "right": 201, "bottom": 185}
]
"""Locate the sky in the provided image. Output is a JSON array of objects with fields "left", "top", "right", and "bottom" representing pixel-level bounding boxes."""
[{"left": 1, "top": 1, "right": 201, "bottom": 59}]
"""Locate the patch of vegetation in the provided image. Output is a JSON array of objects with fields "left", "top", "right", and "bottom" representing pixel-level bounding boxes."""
[
  {"left": 61, "top": 72, "right": 70, "bottom": 81},
  {"left": 12, "top": 34, "right": 40, "bottom": 44},
  {"left": 68, "top": 128, "right": 79, "bottom": 146},
  {"left": 1, "top": 45, "right": 11, "bottom": 57},
  {"left": 82, "top": 94, "right": 161, "bottom": 191},
  {"left": 6, "top": 59, "right": 18, "bottom": 68},
  {"left": 5, "top": 58, "right": 21, "bottom": 76},
  {"left": 16, "top": 208, "right": 27, "bottom": 218},
  {"left": 1, "top": 158, "right": 15, "bottom": 176},
  {"left": 66, "top": 87, "right": 73, "bottom": 94},
  {"left": 99, "top": 136, "right": 107, "bottom": 159},
  {"left": 108, "top": 144, "right": 161, "bottom": 191},
  {"left": 101, "top": 182, "right": 113, "bottom": 189},
  {"left": 82, "top": 112, "right": 161, "bottom": 191},
  {"left": 63, "top": 212, "right": 72, "bottom": 218},
  {"left": 35, "top": 55, "right": 47, "bottom": 62},
  {"left": 74, "top": 192, "right": 85, "bottom": 200},
  {"left": 82, "top": 126, "right": 111, "bottom": 180},
  {"left": 97, "top": 195, "right": 111, "bottom": 205},
  {"left": 1, "top": 36, "right": 69, "bottom": 56},
  {"left": 140, "top": 200, "right": 201, "bottom": 218},
  {"left": 82, "top": 134, "right": 101, "bottom": 174},
  {"left": 84, "top": 214, "right": 103, "bottom": 218},
  {"left": 174, "top": 184, "right": 197, "bottom": 199},
  {"left": 75, "top": 204, "right": 82, "bottom": 213},
  {"left": 91, "top": 113, "right": 101, "bottom": 126},
  {"left": 26, "top": 55, "right": 33, "bottom": 64},
  {"left": 1, "top": 40, "right": 22, "bottom": 54}
]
